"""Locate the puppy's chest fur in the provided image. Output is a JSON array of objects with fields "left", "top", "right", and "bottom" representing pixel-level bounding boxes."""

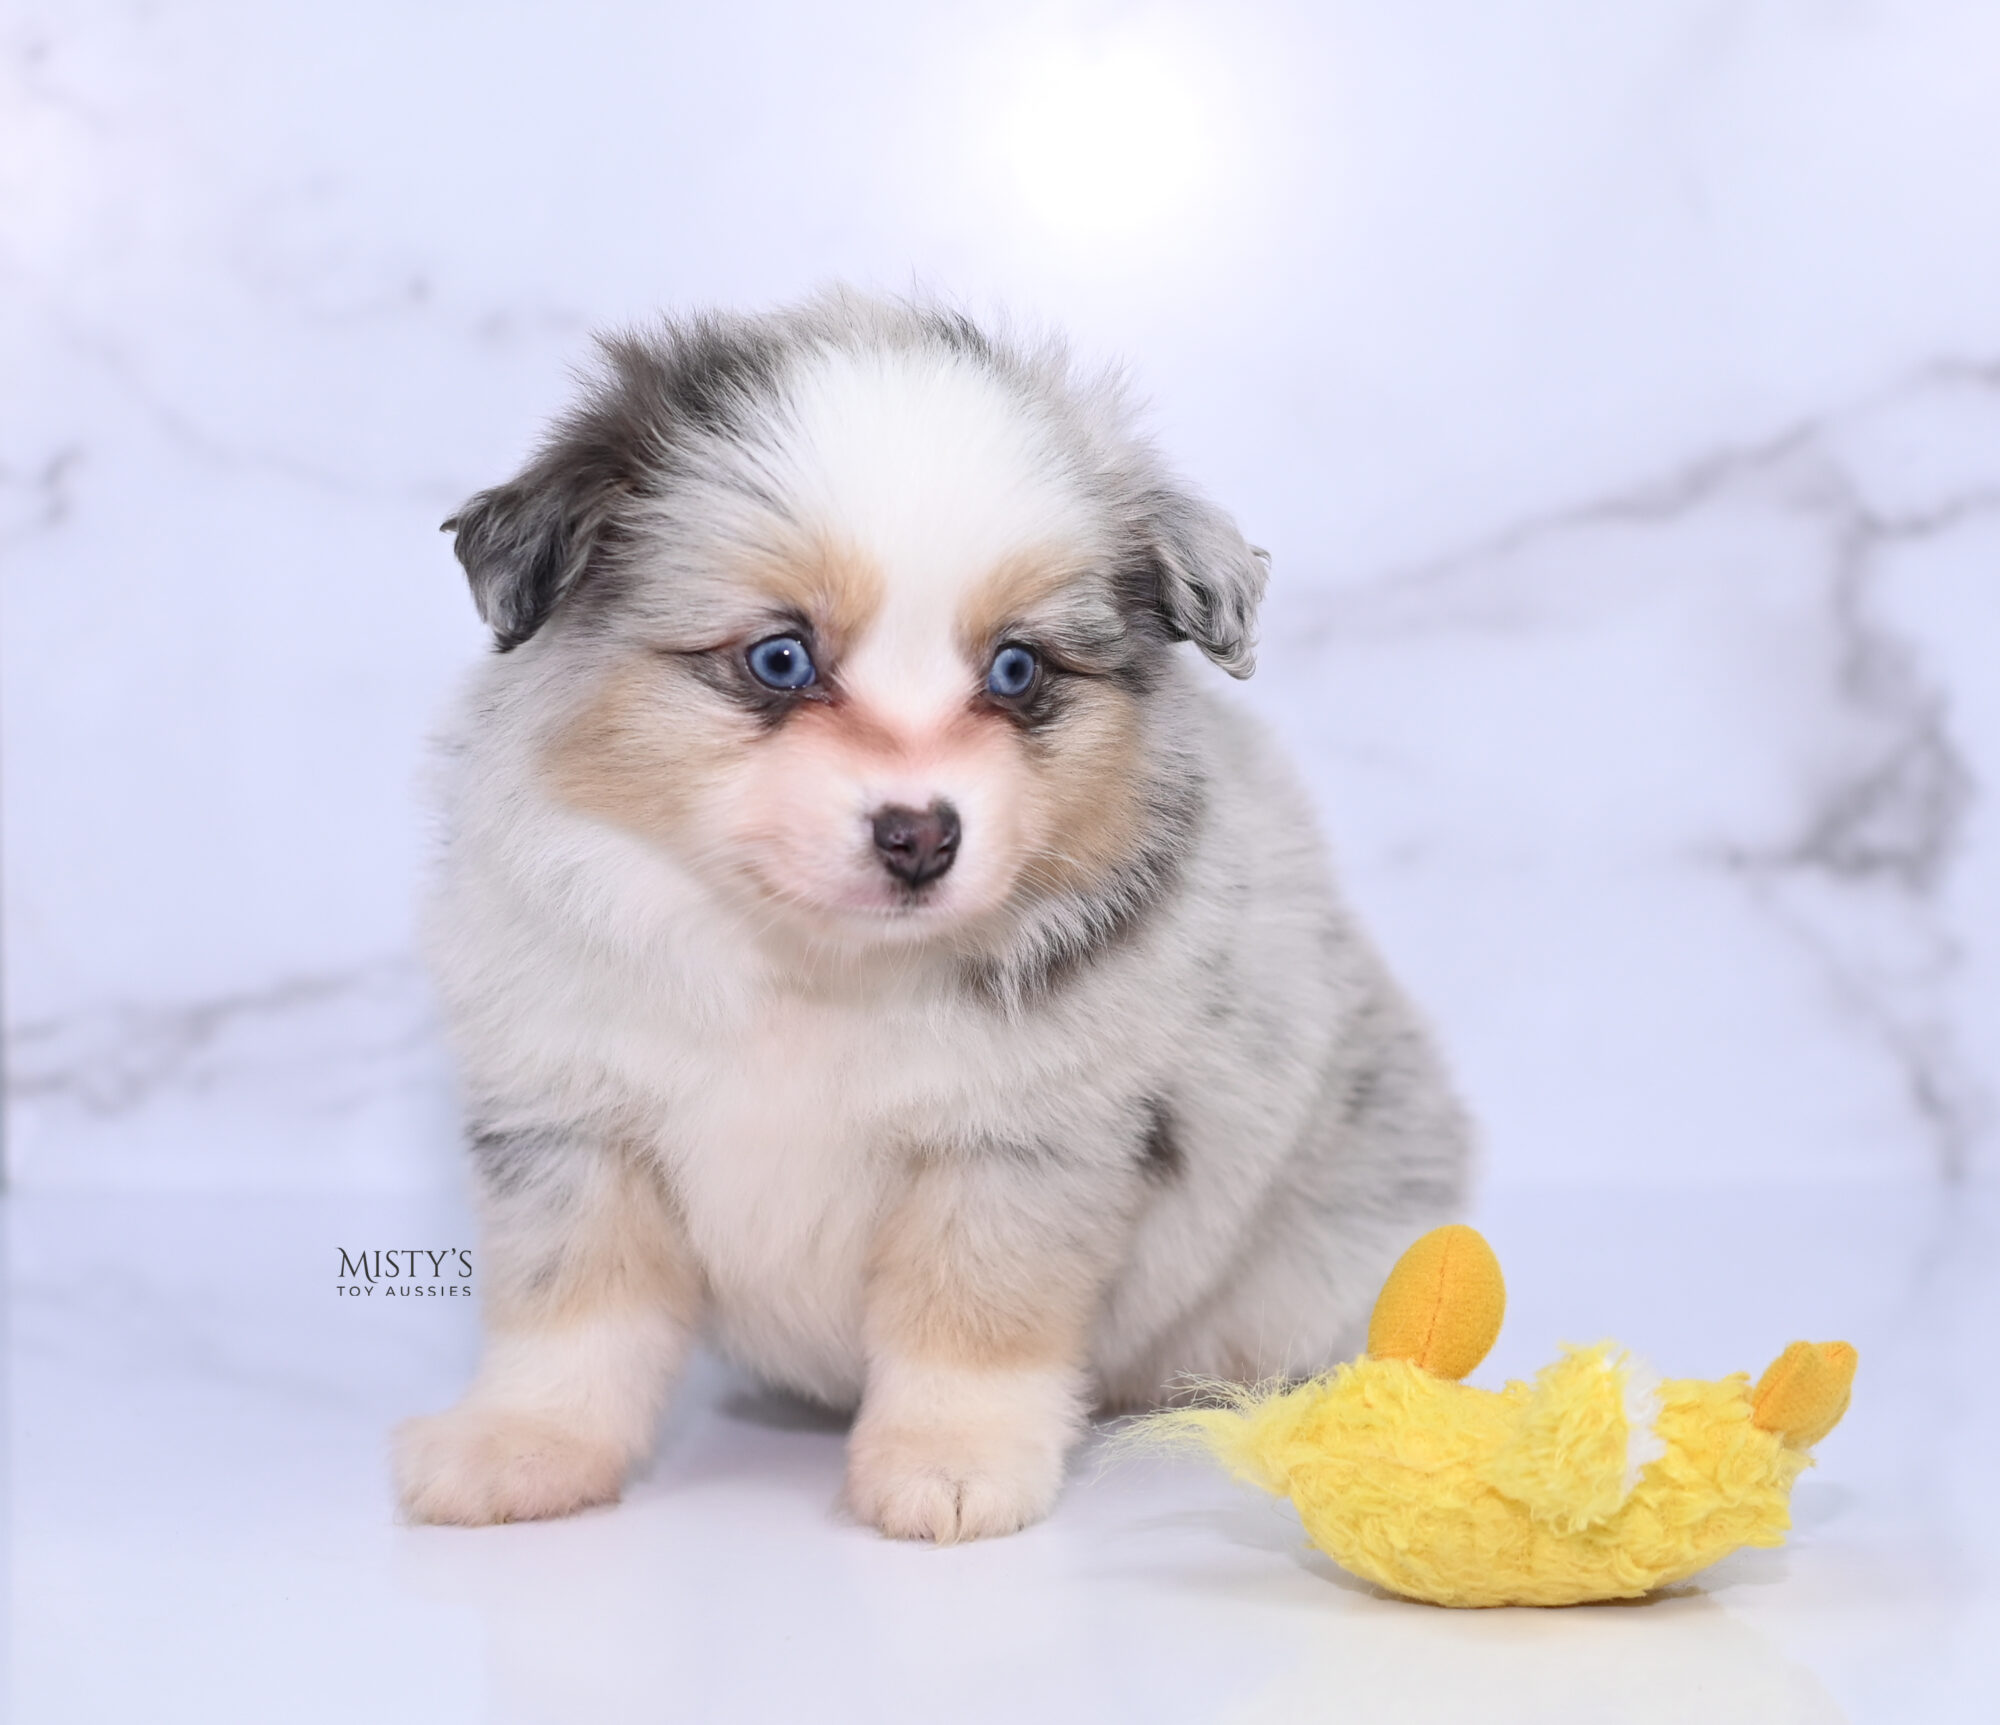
[{"left": 642, "top": 975, "right": 1126, "bottom": 1407}]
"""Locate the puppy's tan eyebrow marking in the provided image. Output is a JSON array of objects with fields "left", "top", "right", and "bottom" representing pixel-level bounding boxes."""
[
  {"left": 737, "top": 533, "right": 885, "bottom": 651},
  {"left": 957, "top": 548, "right": 1103, "bottom": 654}
]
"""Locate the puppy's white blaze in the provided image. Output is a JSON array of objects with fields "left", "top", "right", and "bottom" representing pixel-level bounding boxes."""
[
  {"left": 704, "top": 350, "right": 1091, "bottom": 930},
  {"left": 839, "top": 640, "right": 980, "bottom": 739},
  {"left": 766, "top": 349, "right": 1098, "bottom": 611}
]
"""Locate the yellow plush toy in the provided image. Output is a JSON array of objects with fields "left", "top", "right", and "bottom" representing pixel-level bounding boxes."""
[{"left": 1153, "top": 1225, "right": 1856, "bottom": 1608}]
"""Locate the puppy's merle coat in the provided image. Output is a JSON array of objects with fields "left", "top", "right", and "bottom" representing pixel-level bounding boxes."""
[{"left": 396, "top": 292, "right": 1469, "bottom": 1539}]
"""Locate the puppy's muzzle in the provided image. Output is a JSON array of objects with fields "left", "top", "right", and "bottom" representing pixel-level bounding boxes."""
[{"left": 871, "top": 801, "right": 960, "bottom": 888}]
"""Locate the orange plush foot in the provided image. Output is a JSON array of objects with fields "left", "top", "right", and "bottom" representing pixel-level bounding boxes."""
[
  {"left": 1751, "top": 1340, "right": 1857, "bottom": 1450},
  {"left": 1365, "top": 1224, "right": 1507, "bottom": 1382}
]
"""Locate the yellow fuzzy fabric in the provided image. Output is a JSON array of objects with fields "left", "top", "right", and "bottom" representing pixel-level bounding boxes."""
[
  {"left": 1144, "top": 1226, "right": 1852, "bottom": 1607},
  {"left": 1485, "top": 1346, "right": 1646, "bottom": 1533},
  {"left": 1157, "top": 1350, "right": 1812, "bottom": 1608}
]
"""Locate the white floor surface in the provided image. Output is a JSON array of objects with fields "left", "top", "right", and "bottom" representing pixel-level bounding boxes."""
[{"left": 8, "top": 1181, "right": 1995, "bottom": 1723}]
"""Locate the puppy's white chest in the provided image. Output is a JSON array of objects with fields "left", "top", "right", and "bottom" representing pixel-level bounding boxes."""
[{"left": 662, "top": 997, "right": 949, "bottom": 1403}]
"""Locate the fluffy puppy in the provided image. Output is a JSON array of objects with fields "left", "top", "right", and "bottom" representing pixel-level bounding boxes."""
[{"left": 397, "top": 291, "right": 1469, "bottom": 1540}]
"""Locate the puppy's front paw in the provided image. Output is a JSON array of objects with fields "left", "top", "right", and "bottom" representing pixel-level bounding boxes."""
[
  {"left": 394, "top": 1406, "right": 626, "bottom": 1526},
  {"left": 845, "top": 1397, "right": 1073, "bottom": 1543}
]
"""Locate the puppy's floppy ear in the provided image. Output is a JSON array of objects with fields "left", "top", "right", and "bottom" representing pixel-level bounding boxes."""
[
  {"left": 1138, "top": 487, "right": 1270, "bottom": 679},
  {"left": 444, "top": 407, "right": 631, "bottom": 651}
]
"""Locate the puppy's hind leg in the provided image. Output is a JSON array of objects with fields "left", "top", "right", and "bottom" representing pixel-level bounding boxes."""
[
  {"left": 1105, "top": 1014, "right": 1471, "bottom": 1407},
  {"left": 395, "top": 1128, "right": 703, "bottom": 1526}
]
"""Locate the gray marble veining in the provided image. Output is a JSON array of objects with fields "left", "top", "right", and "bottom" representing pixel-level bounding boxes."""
[{"left": 5, "top": 2, "right": 2000, "bottom": 1189}]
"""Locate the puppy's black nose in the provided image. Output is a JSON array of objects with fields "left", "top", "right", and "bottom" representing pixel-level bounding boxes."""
[{"left": 871, "top": 801, "right": 960, "bottom": 887}]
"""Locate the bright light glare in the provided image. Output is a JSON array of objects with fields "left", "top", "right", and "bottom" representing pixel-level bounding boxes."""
[{"left": 999, "top": 36, "right": 1227, "bottom": 242}]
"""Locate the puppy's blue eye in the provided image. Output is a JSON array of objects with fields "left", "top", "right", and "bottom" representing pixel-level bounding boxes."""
[
  {"left": 987, "top": 644, "right": 1040, "bottom": 700},
  {"left": 746, "top": 635, "right": 817, "bottom": 690}
]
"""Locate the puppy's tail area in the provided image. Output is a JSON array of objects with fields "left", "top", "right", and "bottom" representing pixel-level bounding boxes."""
[{"left": 1109, "top": 1377, "right": 1325, "bottom": 1500}]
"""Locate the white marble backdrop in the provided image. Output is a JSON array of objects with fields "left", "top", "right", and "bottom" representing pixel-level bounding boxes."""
[{"left": 4, "top": 0, "right": 1996, "bottom": 1189}]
